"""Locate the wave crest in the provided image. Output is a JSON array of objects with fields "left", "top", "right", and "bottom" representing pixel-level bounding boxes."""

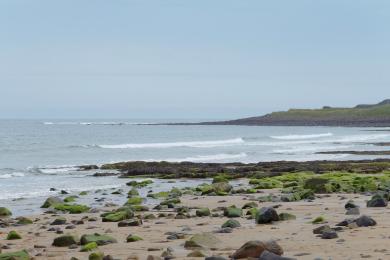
[
  {"left": 270, "top": 133, "right": 333, "bottom": 140},
  {"left": 98, "top": 138, "right": 245, "bottom": 149}
]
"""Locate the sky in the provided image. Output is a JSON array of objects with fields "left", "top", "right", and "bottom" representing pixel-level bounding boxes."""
[{"left": 0, "top": 0, "right": 389, "bottom": 119}]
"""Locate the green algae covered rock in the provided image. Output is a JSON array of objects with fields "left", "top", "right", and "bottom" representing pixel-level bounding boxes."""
[
  {"left": 184, "top": 233, "right": 221, "bottom": 249},
  {"left": 126, "top": 234, "right": 143, "bottom": 242},
  {"left": 0, "top": 207, "right": 12, "bottom": 218},
  {"left": 81, "top": 242, "right": 98, "bottom": 252},
  {"left": 16, "top": 217, "right": 33, "bottom": 225},
  {"left": 7, "top": 230, "right": 22, "bottom": 240},
  {"left": 223, "top": 206, "right": 242, "bottom": 218},
  {"left": 124, "top": 197, "right": 143, "bottom": 205},
  {"left": 89, "top": 252, "right": 104, "bottom": 260},
  {"left": 41, "top": 196, "right": 63, "bottom": 208},
  {"left": 52, "top": 235, "right": 78, "bottom": 247},
  {"left": 53, "top": 203, "right": 90, "bottom": 214},
  {"left": 0, "top": 250, "right": 30, "bottom": 260},
  {"left": 278, "top": 213, "right": 297, "bottom": 221},
  {"left": 80, "top": 233, "right": 117, "bottom": 246},
  {"left": 196, "top": 208, "right": 211, "bottom": 217},
  {"left": 102, "top": 208, "right": 134, "bottom": 222},
  {"left": 222, "top": 219, "right": 241, "bottom": 228}
]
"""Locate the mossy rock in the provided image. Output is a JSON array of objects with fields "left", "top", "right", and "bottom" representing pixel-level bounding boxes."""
[
  {"left": 160, "top": 198, "right": 181, "bottom": 205},
  {"left": 7, "top": 231, "right": 22, "bottom": 240},
  {"left": 89, "top": 252, "right": 104, "bottom": 260},
  {"left": 127, "top": 188, "right": 139, "bottom": 197},
  {"left": 278, "top": 213, "right": 297, "bottom": 221},
  {"left": 126, "top": 180, "right": 153, "bottom": 188},
  {"left": 147, "top": 191, "right": 169, "bottom": 199},
  {"left": 79, "top": 191, "right": 88, "bottom": 196},
  {"left": 64, "top": 196, "right": 78, "bottom": 203},
  {"left": 124, "top": 197, "right": 143, "bottom": 205},
  {"left": 221, "top": 219, "right": 241, "bottom": 228},
  {"left": 312, "top": 216, "right": 326, "bottom": 224},
  {"left": 80, "top": 233, "right": 117, "bottom": 246},
  {"left": 212, "top": 175, "right": 229, "bottom": 183},
  {"left": 53, "top": 203, "right": 90, "bottom": 214},
  {"left": 255, "top": 207, "right": 279, "bottom": 224},
  {"left": 242, "top": 202, "right": 258, "bottom": 209},
  {"left": 0, "top": 250, "right": 30, "bottom": 260},
  {"left": 184, "top": 233, "right": 221, "bottom": 249},
  {"left": 223, "top": 206, "right": 242, "bottom": 218},
  {"left": 130, "top": 205, "right": 149, "bottom": 212},
  {"left": 41, "top": 196, "right": 63, "bottom": 208},
  {"left": 52, "top": 235, "right": 78, "bottom": 247},
  {"left": 16, "top": 217, "right": 33, "bottom": 225},
  {"left": 196, "top": 208, "right": 211, "bottom": 217},
  {"left": 102, "top": 208, "right": 134, "bottom": 222},
  {"left": 254, "top": 178, "right": 283, "bottom": 189},
  {"left": 126, "top": 235, "right": 143, "bottom": 243},
  {"left": 81, "top": 242, "right": 98, "bottom": 252},
  {"left": 143, "top": 213, "right": 156, "bottom": 220},
  {"left": 246, "top": 208, "right": 259, "bottom": 219},
  {"left": 0, "top": 207, "right": 12, "bottom": 218}
]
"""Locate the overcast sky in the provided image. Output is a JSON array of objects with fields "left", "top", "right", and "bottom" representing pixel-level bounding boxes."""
[{"left": 1, "top": 0, "right": 389, "bottom": 119}]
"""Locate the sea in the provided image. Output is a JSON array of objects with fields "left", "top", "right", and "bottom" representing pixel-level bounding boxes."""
[{"left": 1, "top": 119, "right": 390, "bottom": 216}]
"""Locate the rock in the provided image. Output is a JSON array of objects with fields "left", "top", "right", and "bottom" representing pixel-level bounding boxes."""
[
  {"left": 125, "top": 197, "right": 143, "bottom": 205},
  {"left": 196, "top": 208, "right": 211, "bottom": 217},
  {"left": 367, "top": 194, "right": 388, "bottom": 207},
  {"left": 0, "top": 250, "right": 30, "bottom": 260},
  {"left": 118, "top": 219, "right": 142, "bottom": 227},
  {"left": 187, "top": 250, "right": 206, "bottom": 257},
  {"left": 256, "top": 207, "right": 279, "bottom": 224},
  {"left": 355, "top": 215, "right": 377, "bottom": 227},
  {"left": 102, "top": 208, "right": 134, "bottom": 222},
  {"left": 259, "top": 250, "right": 296, "bottom": 260},
  {"left": 52, "top": 235, "right": 77, "bottom": 247},
  {"left": 41, "top": 197, "right": 63, "bottom": 208},
  {"left": 0, "top": 207, "right": 12, "bottom": 218},
  {"left": 51, "top": 217, "right": 67, "bottom": 225},
  {"left": 212, "top": 182, "right": 233, "bottom": 194},
  {"left": 321, "top": 230, "right": 338, "bottom": 239},
  {"left": 313, "top": 225, "right": 332, "bottom": 235},
  {"left": 89, "top": 252, "right": 104, "bottom": 260},
  {"left": 147, "top": 256, "right": 163, "bottom": 260},
  {"left": 127, "top": 234, "right": 143, "bottom": 242},
  {"left": 6, "top": 231, "right": 22, "bottom": 240},
  {"left": 242, "top": 202, "right": 258, "bottom": 209},
  {"left": 53, "top": 203, "right": 90, "bottom": 214},
  {"left": 232, "top": 240, "right": 283, "bottom": 259},
  {"left": 336, "top": 218, "right": 355, "bottom": 227},
  {"left": 215, "top": 227, "right": 233, "bottom": 233},
  {"left": 278, "top": 213, "right": 296, "bottom": 221},
  {"left": 344, "top": 200, "right": 358, "bottom": 209},
  {"left": 205, "top": 257, "right": 228, "bottom": 260},
  {"left": 16, "top": 217, "right": 33, "bottom": 225},
  {"left": 184, "top": 233, "right": 221, "bottom": 249},
  {"left": 80, "top": 233, "right": 117, "bottom": 245},
  {"left": 346, "top": 207, "right": 360, "bottom": 215},
  {"left": 221, "top": 219, "right": 241, "bottom": 229},
  {"left": 81, "top": 242, "right": 98, "bottom": 252},
  {"left": 223, "top": 206, "right": 242, "bottom": 218}
]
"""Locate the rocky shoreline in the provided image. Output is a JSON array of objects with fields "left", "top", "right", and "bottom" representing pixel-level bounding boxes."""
[{"left": 1, "top": 159, "right": 390, "bottom": 259}]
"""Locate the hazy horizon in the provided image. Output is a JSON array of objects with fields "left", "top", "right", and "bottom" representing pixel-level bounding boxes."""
[{"left": 1, "top": 0, "right": 390, "bottom": 119}]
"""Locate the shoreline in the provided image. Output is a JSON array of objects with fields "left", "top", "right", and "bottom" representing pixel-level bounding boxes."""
[{"left": 1, "top": 159, "right": 390, "bottom": 259}]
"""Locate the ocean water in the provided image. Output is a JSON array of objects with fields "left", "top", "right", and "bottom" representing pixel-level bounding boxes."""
[{"left": 1, "top": 119, "right": 390, "bottom": 215}]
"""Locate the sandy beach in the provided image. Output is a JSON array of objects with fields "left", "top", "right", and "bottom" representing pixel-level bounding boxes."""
[{"left": 1, "top": 187, "right": 389, "bottom": 260}]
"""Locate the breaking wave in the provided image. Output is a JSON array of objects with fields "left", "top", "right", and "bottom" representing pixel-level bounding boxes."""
[{"left": 270, "top": 133, "right": 333, "bottom": 140}]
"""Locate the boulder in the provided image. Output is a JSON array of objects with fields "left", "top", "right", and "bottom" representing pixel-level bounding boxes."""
[
  {"left": 6, "top": 231, "right": 21, "bottom": 240},
  {"left": 41, "top": 197, "right": 63, "bottom": 208},
  {"left": 355, "top": 215, "right": 377, "bottom": 227},
  {"left": 232, "top": 240, "right": 283, "bottom": 259},
  {"left": 126, "top": 234, "right": 143, "bottom": 242},
  {"left": 184, "top": 233, "right": 221, "bottom": 249},
  {"left": 0, "top": 207, "right": 12, "bottom": 218},
  {"left": 367, "top": 194, "right": 388, "bottom": 207},
  {"left": 256, "top": 207, "right": 279, "bottom": 224},
  {"left": 321, "top": 230, "right": 338, "bottom": 239},
  {"left": 221, "top": 219, "right": 241, "bottom": 229},
  {"left": 80, "top": 234, "right": 117, "bottom": 246},
  {"left": 344, "top": 200, "right": 358, "bottom": 209},
  {"left": 196, "top": 208, "right": 211, "bottom": 217},
  {"left": 52, "top": 235, "right": 78, "bottom": 247},
  {"left": 223, "top": 206, "right": 242, "bottom": 218},
  {"left": 259, "top": 250, "right": 296, "bottom": 260},
  {"left": 0, "top": 250, "right": 30, "bottom": 260},
  {"left": 313, "top": 225, "right": 332, "bottom": 235}
]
